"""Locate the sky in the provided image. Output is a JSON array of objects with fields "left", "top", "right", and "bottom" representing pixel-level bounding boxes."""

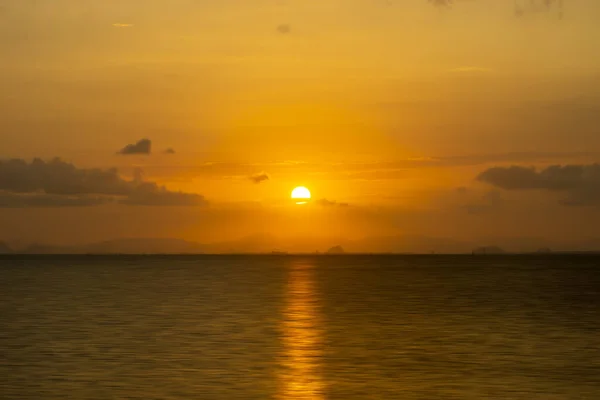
[{"left": 1, "top": 0, "right": 600, "bottom": 251}]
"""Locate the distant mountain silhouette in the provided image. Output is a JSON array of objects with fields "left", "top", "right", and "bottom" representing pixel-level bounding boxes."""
[
  {"left": 23, "top": 238, "right": 206, "bottom": 254},
  {"left": 472, "top": 246, "right": 506, "bottom": 255},
  {"left": 23, "top": 243, "right": 67, "bottom": 254},
  {"left": 0, "top": 241, "right": 12, "bottom": 254},
  {"left": 211, "top": 233, "right": 279, "bottom": 253},
  {"left": 85, "top": 238, "right": 206, "bottom": 254},
  {"left": 12, "top": 235, "right": 477, "bottom": 254},
  {"left": 326, "top": 245, "right": 345, "bottom": 254},
  {"left": 11, "top": 234, "right": 600, "bottom": 255}
]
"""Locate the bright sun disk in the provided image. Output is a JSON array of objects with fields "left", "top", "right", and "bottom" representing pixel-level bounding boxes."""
[{"left": 291, "top": 186, "right": 311, "bottom": 204}]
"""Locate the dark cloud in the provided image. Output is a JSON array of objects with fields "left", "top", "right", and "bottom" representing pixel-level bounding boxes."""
[
  {"left": 0, "top": 158, "right": 130, "bottom": 195},
  {"left": 0, "top": 192, "right": 110, "bottom": 208},
  {"left": 249, "top": 172, "right": 270, "bottom": 184},
  {"left": 0, "top": 158, "right": 206, "bottom": 207},
  {"left": 316, "top": 198, "right": 349, "bottom": 207},
  {"left": 118, "top": 138, "right": 151, "bottom": 155},
  {"left": 163, "top": 148, "right": 176, "bottom": 154},
  {"left": 477, "top": 165, "right": 592, "bottom": 191},
  {"left": 477, "top": 164, "right": 600, "bottom": 206},
  {"left": 276, "top": 24, "right": 291, "bottom": 34}
]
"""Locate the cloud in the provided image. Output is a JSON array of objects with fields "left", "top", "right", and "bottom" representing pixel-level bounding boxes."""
[
  {"left": 0, "top": 158, "right": 130, "bottom": 195},
  {"left": 316, "top": 198, "right": 349, "bottom": 207},
  {"left": 163, "top": 148, "right": 176, "bottom": 154},
  {"left": 112, "top": 23, "right": 134, "bottom": 28},
  {"left": 0, "top": 192, "right": 110, "bottom": 208},
  {"left": 477, "top": 164, "right": 600, "bottom": 206},
  {"left": 276, "top": 24, "right": 291, "bottom": 34},
  {"left": 118, "top": 139, "right": 151, "bottom": 155},
  {"left": 0, "top": 158, "right": 206, "bottom": 207},
  {"left": 249, "top": 172, "right": 270, "bottom": 184}
]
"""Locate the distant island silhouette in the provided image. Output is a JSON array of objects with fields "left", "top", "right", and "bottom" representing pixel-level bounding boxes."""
[{"left": 326, "top": 245, "right": 346, "bottom": 254}]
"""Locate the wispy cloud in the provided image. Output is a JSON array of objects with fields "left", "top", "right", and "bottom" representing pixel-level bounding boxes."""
[
  {"left": 316, "top": 198, "right": 349, "bottom": 207},
  {"left": 112, "top": 23, "right": 134, "bottom": 28},
  {"left": 130, "top": 152, "right": 598, "bottom": 184}
]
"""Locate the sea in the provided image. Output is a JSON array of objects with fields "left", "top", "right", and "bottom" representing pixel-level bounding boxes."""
[{"left": 1, "top": 255, "right": 599, "bottom": 399}]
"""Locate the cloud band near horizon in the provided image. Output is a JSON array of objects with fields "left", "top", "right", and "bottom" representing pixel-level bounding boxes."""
[{"left": 0, "top": 158, "right": 206, "bottom": 207}]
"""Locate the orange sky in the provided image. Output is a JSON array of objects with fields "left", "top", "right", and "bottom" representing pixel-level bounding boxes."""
[{"left": 1, "top": 0, "right": 600, "bottom": 250}]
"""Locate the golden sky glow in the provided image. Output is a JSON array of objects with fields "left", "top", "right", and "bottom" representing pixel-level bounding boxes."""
[{"left": 1, "top": 1, "right": 600, "bottom": 250}]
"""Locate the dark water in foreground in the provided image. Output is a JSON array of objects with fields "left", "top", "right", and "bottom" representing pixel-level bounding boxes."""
[{"left": 1, "top": 255, "right": 600, "bottom": 399}]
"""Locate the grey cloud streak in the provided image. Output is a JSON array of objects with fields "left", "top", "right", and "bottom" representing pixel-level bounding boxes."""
[
  {"left": 0, "top": 192, "right": 110, "bottom": 208},
  {"left": 316, "top": 198, "right": 349, "bottom": 207},
  {"left": 136, "top": 152, "right": 598, "bottom": 182},
  {"left": 121, "top": 182, "right": 207, "bottom": 206}
]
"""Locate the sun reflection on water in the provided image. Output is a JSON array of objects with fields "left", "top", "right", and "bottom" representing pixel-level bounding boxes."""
[{"left": 279, "top": 260, "right": 324, "bottom": 399}]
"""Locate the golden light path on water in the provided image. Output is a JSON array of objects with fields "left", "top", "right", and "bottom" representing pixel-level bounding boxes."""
[{"left": 278, "top": 260, "right": 324, "bottom": 399}]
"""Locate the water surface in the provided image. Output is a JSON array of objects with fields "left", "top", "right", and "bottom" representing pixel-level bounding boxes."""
[{"left": 2, "top": 255, "right": 599, "bottom": 399}]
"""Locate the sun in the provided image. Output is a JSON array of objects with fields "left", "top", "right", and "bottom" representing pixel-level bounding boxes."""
[{"left": 291, "top": 186, "right": 311, "bottom": 205}]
